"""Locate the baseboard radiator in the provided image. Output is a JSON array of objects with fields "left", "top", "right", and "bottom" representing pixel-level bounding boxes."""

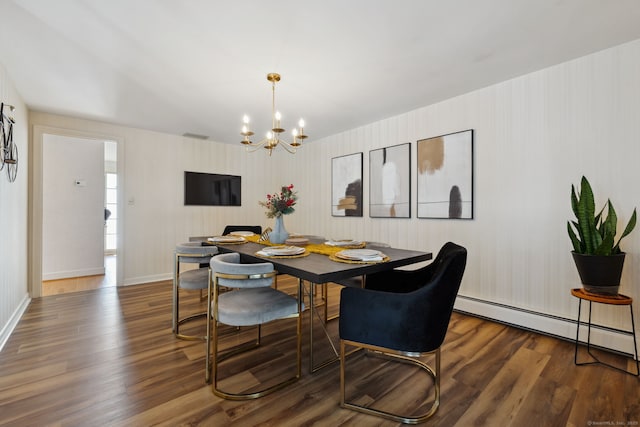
[{"left": 454, "top": 294, "right": 637, "bottom": 358}]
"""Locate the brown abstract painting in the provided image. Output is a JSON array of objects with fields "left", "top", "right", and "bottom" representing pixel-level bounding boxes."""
[
  {"left": 332, "top": 152, "right": 363, "bottom": 217},
  {"left": 417, "top": 130, "right": 473, "bottom": 219}
]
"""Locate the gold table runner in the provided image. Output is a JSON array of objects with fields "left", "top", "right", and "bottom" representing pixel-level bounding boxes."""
[{"left": 245, "top": 235, "right": 385, "bottom": 260}]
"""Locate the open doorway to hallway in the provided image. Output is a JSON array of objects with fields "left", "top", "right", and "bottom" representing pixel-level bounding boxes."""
[{"left": 41, "top": 137, "right": 118, "bottom": 296}]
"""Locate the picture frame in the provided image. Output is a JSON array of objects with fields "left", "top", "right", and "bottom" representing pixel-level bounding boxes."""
[
  {"left": 331, "top": 152, "right": 363, "bottom": 217},
  {"left": 369, "top": 143, "right": 411, "bottom": 218},
  {"left": 417, "top": 129, "right": 474, "bottom": 219}
]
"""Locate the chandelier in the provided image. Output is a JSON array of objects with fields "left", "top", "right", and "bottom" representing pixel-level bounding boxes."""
[{"left": 240, "top": 73, "right": 308, "bottom": 155}]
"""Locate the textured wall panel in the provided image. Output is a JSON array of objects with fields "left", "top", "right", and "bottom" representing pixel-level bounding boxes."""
[{"left": 0, "top": 63, "right": 29, "bottom": 349}]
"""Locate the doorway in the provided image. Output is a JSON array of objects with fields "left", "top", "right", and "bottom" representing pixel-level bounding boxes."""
[{"left": 36, "top": 130, "right": 122, "bottom": 297}]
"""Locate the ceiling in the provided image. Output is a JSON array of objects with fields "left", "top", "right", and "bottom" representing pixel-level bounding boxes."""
[{"left": 2, "top": 0, "right": 640, "bottom": 146}]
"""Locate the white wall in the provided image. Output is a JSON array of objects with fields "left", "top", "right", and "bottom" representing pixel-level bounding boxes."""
[
  {"left": 42, "top": 134, "right": 104, "bottom": 280},
  {"left": 0, "top": 63, "right": 29, "bottom": 350},
  {"left": 21, "top": 37, "right": 640, "bottom": 354},
  {"left": 282, "top": 38, "right": 640, "bottom": 353},
  {"left": 29, "top": 113, "right": 282, "bottom": 287}
]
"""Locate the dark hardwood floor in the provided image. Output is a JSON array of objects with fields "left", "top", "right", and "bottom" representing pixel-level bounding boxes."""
[{"left": 1, "top": 276, "right": 638, "bottom": 426}]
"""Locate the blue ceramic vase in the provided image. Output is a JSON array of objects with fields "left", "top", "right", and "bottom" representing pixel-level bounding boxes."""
[{"left": 269, "top": 216, "right": 289, "bottom": 244}]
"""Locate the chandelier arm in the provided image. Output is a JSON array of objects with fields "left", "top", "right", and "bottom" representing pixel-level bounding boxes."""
[
  {"left": 246, "top": 144, "right": 265, "bottom": 153},
  {"left": 279, "top": 140, "right": 297, "bottom": 154},
  {"left": 245, "top": 137, "right": 268, "bottom": 153}
]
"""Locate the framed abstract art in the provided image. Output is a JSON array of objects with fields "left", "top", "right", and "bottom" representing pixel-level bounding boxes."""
[
  {"left": 417, "top": 129, "right": 474, "bottom": 219},
  {"left": 331, "top": 152, "right": 363, "bottom": 217},
  {"left": 369, "top": 143, "right": 411, "bottom": 218}
]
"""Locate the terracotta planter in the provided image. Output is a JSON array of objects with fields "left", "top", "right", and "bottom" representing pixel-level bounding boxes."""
[{"left": 571, "top": 252, "right": 625, "bottom": 295}]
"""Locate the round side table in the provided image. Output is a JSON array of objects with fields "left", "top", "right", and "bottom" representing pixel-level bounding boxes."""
[{"left": 571, "top": 288, "right": 639, "bottom": 376}]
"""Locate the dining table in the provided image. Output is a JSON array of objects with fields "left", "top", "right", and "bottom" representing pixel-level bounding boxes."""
[{"left": 195, "top": 235, "right": 433, "bottom": 372}]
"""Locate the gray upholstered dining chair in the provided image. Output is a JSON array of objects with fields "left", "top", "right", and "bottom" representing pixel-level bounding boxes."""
[
  {"left": 173, "top": 242, "right": 219, "bottom": 340},
  {"left": 206, "top": 252, "right": 303, "bottom": 400},
  {"left": 339, "top": 242, "right": 467, "bottom": 424}
]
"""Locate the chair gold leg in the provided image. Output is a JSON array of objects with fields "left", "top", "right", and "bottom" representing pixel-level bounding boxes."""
[
  {"left": 205, "top": 319, "right": 212, "bottom": 383},
  {"left": 175, "top": 313, "right": 208, "bottom": 341},
  {"left": 340, "top": 340, "right": 440, "bottom": 424},
  {"left": 212, "top": 316, "right": 301, "bottom": 400},
  {"left": 296, "top": 279, "right": 303, "bottom": 379},
  {"left": 173, "top": 255, "right": 179, "bottom": 333},
  {"left": 174, "top": 288, "right": 209, "bottom": 341},
  {"left": 174, "top": 255, "right": 209, "bottom": 341},
  {"left": 340, "top": 340, "right": 346, "bottom": 406},
  {"left": 205, "top": 269, "right": 212, "bottom": 384}
]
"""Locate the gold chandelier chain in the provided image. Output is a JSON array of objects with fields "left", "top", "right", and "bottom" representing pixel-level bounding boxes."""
[{"left": 272, "top": 79, "right": 277, "bottom": 132}]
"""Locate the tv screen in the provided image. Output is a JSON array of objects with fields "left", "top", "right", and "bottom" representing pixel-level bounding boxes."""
[{"left": 184, "top": 171, "right": 241, "bottom": 206}]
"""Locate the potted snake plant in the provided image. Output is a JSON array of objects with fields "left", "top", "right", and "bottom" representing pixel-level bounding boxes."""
[{"left": 567, "top": 176, "right": 637, "bottom": 295}]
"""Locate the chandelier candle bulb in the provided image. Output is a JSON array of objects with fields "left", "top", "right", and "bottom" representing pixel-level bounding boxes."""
[
  {"left": 297, "top": 119, "right": 307, "bottom": 140},
  {"left": 240, "top": 115, "right": 253, "bottom": 145},
  {"left": 291, "top": 129, "right": 300, "bottom": 147}
]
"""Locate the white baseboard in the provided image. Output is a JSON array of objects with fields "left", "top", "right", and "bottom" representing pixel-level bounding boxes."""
[
  {"left": 0, "top": 293, "right": 31, "bottom": 352},
  {"left": 123, "top": 273, "right": 172, "bottom": 286},
  {"left": 43, "top": 267, "right": 105, "bottom": 281},
  {"left": 454, "top": 294, "right": 638, "bottom": 358}
]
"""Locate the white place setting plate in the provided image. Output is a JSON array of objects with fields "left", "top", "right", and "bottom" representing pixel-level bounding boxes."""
[
  {"left": 285, "top": 237, "right": 309, "bottom": 246},
  {"left": 325, "top": 239, "right": 364, "bottom": 247},
  {"left": 260, "top": 245, "right": 306, "bottom": 256},
  {"left": 229, "top": 231, "right": 255, "bottom": 237},
  {"left": 335, "top": 249, "right": 384, "bottom": 261},
  {"left": 208, "top": 235, "right": 246, "bottom": 243}
]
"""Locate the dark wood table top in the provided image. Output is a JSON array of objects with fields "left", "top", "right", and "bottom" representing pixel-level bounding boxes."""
[{"left": 214, "top": 241, "right": 432, "bottom": 284}]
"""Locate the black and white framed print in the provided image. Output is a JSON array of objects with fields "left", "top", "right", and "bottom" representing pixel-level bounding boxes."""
[
  {"left": 369, "top": 143, "right": 411, "bottom": 218},
  {"left": 417, "top": 129, "right": 473, "bottom": 219},
  {"left": 331, "top": 152, "right": 363, "bottom": 217}
]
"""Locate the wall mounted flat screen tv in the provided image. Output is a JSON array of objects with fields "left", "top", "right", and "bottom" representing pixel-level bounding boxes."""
[{"left": 184, "top": 171, "right": 241, "bottom": 206}]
